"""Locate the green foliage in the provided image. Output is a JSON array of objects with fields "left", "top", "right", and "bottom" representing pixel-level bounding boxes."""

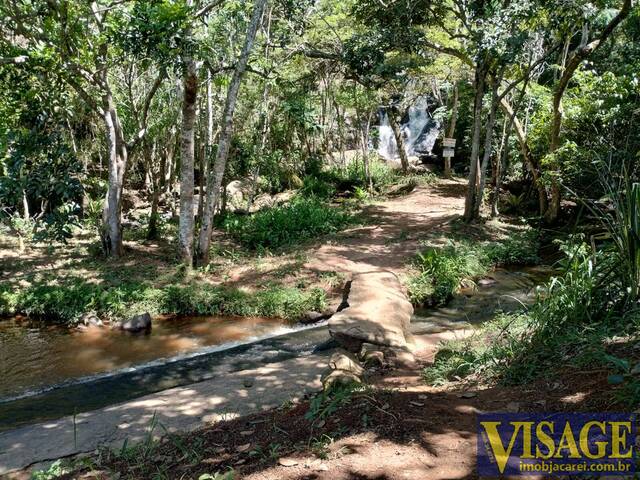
[
  {"left": 408, "top": 231, "right": 540, "bottom": 306},
  {"left": 2, "top": 279, "right": 326, "bottom": 323},
  {"left": 31, "top": 460, "right": 69, "bottom": 479},
  {"left": 305, "top": 383, "right": 361, "bottom": 423},
  {"left": 221, "top": 198, "right": 356, "bottom": 249},
  {"left": 301, "top": 158, "right": 432, "bottom": 201},
  {"left": 422, "top": 342, "right": 482, "bottom": 386},
  {"left": 424, "top": 238, "right": 640, "bottom": 408},
  {"left": 113, "top": 0, "right": 193, "bottom": 67},
  {"left": 589, "top": 168, "right": 640, "bottom": 303}
]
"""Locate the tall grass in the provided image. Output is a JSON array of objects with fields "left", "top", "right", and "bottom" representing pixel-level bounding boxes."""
[
  {"left": 407, "top": 231, "right": 540, "bottom": 306},
  {"left": 589, "top": 166, "right": 640, "bottom": 303},
  {"left": 221, "top": 197, "right": 357, "bottom": 250}
]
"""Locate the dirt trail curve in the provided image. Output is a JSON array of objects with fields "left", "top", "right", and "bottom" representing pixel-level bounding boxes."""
[{"left": 307, "top": 179, "right": 466, "bottom": 275}]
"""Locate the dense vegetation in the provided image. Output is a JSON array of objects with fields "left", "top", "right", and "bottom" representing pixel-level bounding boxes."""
[{"left": 2, "top": 0, "right": 638, "bottom": 259}]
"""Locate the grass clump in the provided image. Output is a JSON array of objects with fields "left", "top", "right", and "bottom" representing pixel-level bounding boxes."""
[
  {"left": 423, "top": 239, "right": 640, "bottom": 408},
  {"left": 2, "top": 279, "right": 326, "bottom": 324},
  {"left": 221, "top": 197, "right": 357, "bottom": 250},
  {"left": 408, "top": 230, "right": 540, "bottom": 306}
]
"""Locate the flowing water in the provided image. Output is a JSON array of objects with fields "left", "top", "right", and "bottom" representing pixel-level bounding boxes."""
[
  {"left": 0, "top": 266, "right": 552, "bottom": 431},
  {"left": 378, "top": 96, "right": 440, "bottom": 161},
  {"left": 0, "top": 315, "right": 301, "bottom": 401}
]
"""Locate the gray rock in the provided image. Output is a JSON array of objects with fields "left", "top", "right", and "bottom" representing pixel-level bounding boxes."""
[
  {"left": 360, "top": 343, "right": 385, "bottom": 367},
  {"left": 120, "top": 312, "right": 152, "bottom": 333},
  {"left": 328, "top": 350, "right": 364, "bottom": 376},
  {"left": 300, "top": 309, "right": 334, "bottom": 325},
  {"left": 81, "top": 312, "right": 103, "bottom": 327}
]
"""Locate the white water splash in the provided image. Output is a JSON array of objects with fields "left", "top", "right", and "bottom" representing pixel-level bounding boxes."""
[{"left": 378, "top": 96, "right": 440, "bottom": 160}]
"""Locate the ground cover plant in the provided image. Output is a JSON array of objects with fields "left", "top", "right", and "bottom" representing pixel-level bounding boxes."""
[
  {"left": 407, "top": 229, "right": 540, "bottom": 306},
  {"left": 0, "top": 280, "right": 326, "bottom": 323},
  {"left": 220, "top": 197, "right": 358, "bottom": 250}
]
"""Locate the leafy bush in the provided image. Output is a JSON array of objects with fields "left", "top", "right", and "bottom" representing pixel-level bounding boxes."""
[
  {"left": 408, "top": 231, "right": 540, "bottom": 306},
  {"left": 3, "top": 280, "right": 327, "bottom": 323},
  {"left": 222, "top": 198, "right": 356, "bottom": 249}
]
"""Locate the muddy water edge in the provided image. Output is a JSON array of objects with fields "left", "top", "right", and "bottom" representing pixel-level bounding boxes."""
[{"left": 0, "top": 266, "right": 552, "bottom": 432}]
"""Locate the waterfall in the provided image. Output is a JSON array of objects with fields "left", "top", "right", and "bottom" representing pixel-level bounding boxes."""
[
  {"left": 377, "top": 96, "right": 440, "bottom": 161},
  {"left": 378, "top": 110, "right": 397, "bottom": 160}
]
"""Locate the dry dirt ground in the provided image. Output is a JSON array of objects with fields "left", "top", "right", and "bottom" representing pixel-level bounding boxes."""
[{"left": 0, "top": 178, "right": 467, "bottom": 305}]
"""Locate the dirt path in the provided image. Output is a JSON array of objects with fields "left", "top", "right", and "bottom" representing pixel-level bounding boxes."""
[{"left": 308, "top": 179, "right": 466, "bottom": 275}]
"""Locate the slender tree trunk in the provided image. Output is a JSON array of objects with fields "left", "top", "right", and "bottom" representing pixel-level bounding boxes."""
[
  {"left": 197, "top": 142, "right": 205, "bottom": 225},
  {"left": 101, "top": 98, "right": 127, "bottom": 257},
  {"left": 360, "top": 111, "right": 373, "bottom": 191},
  {"left": 463, "top": 63, "right": 487, "bottom": 222},
  {"left": 21, "top": 188, "right": 29, "bottom": 220},
  {"left": 196, "top": 0, "right": 268, "bottom": 266},
  {"left": 499, "top": 98, "right": 548, "bottom": 214},
  {"left": 178, "top": 57, "right": 198, "bottom": 266},
  {"left": 474, "top": 80, "right": 500, "bottom": 219},
  {"left": 491, "top": 116, "right": 511, "bottom": 218},
  {"left": 145, "top": 141, "right": 162, "bottom": 240},
  {"left": 444, "top": 82, "right": 459, "bottom": 178},
  {"left": 388, "top": 107, "right": 409, "bottom": 173}
]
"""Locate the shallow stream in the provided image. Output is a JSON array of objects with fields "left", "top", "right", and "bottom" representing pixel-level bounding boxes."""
[{"left": 0, "top": 265, "right": 552, "bottom": 431}]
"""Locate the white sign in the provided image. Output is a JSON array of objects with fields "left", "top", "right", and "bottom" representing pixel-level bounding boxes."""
[
  {"left": 442, "top": 138, "right": 457, "bottom": 148},
  {"left": 443, "top": 148, "right": 455, "bottom": 158}
]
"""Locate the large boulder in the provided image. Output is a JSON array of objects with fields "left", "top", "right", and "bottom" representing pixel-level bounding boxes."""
[
  {"left": 329, "top": 349, "right": 364, "bottom": 376},
  {"left": 226, "top": 179, "right": 254, "bottom": 212},
  {"left": 120, "top": 312, "right": 152, "bottom": 333},
  {"left": 328, "top": 271, "right": 413, "bottom": 352}
]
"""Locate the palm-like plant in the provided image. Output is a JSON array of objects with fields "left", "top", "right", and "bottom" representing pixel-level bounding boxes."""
[{"left": 588, "top": 163, "right": 640, "bottom": 304}]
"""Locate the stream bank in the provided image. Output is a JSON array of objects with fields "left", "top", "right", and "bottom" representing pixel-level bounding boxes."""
[{"left": 0, "top": 266, "right": 549, "bottom": 476}]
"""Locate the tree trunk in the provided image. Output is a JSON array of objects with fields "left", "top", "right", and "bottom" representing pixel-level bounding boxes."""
[
  {"left": 145, "top": 141, "right": 161, "bottom": 240},
  {"left": 474, "top": 80, "right": 500, "bottom": 219},
  {"left": 444, "top": 82, "right": 459, "bottom": 178},
  {"left": 361, "top": 112, "right": 373, "bottom": 191},
  {"left": 463, "top": 63, "right": 487, "bottom": 222},
  {"left": 178, "top": 57, "right": 198, "bottom": 266},
  {"left": 196, "top": 0, "right": 268, "bottom": 266},
  {"left": 101, "top": 99, "right": 127, "bottom": 257},
  {"left": 387, "top": 107, "right": 409, "bottom": 173},
  {"left": 491, "top": 117, "right": 511, "bottom": 218},
  {"left": 499, "top": 98, "right": 548, "bottom": 215}
]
